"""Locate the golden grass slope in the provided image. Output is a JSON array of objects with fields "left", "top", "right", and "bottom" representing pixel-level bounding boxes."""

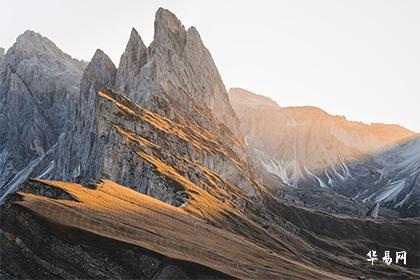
[{"left": 15, "top": 179, "right": 347, "bottom": 280}]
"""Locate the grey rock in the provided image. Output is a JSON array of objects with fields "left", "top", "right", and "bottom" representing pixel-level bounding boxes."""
[
  {"left": 366, "top": 202, "right": 380, "bottom": 218},
  {"left": 0, "top": 47, "right": 5, "bottom": 65},
  {"left": 0, "top": 30, "right": 85, "bottom": 200},
  {"left": 115, "top": 28, "right": 148, "bottom": 93},
  {"left": 52, "top": 49, "right": 117, "bottom": 181},
  {"left": 47, "top": 8, "right": 257, "bottom": 204},
  {"left": 119, "top": 8, "right": 242, "bottom": 139}
]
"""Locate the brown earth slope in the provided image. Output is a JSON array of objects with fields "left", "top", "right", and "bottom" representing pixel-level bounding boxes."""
[
  {"left": 1, "top": 177, "right": 419, "bottom": 279},
  {"left": 4, "top": 179, "right": 344, "bottom": 279}
]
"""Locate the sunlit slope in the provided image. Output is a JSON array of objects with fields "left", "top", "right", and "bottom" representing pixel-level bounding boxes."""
[
  {"left": 229, "top": 87, "right": 419, "bottom": 215},
  {"left": 229, "top": 87, "right": 415, "bottom": 186},
  {"left": 89, "top": 89, "right": 419, "bottom": 278},
  {"left": 13, "top": 179, "right": 342, "bottom": 280},
  {"left": 2, "top": 89, "right": 419, "bottom": 279}
]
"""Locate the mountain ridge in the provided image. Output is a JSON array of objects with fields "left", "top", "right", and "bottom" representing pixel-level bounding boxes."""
[
  {"left": 229, "top": 87, "right": 419, "bottom": 216},
  {"left": 229, "top": 87, "right": 415, "bottom": 134},
  {"left": 0, "top": 7, "right": 419, "bottom": 279}
]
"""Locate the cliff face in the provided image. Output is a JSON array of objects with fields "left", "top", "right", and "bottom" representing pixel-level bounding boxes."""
[
  {"left": 0, "top": 47, "right": 4, "bottom": 65},
  {"left": 116, "top": 9, "right": 242, "bottom": 138},
  {"left": 0, "top": 31, "right": 85, "bottom": 200},
  {"left": 49, "top": 8, "right": 255, "bottom": 205}
]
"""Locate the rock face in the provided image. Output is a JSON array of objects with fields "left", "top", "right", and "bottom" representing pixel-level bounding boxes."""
[
  {"left": 115, "top": 28, "right": 148, "bottom": 93},
  {"left": 116, "top": 8, "right": 242, "bottom": 138},
  {"left": 48, "top": 8, "right": 255, "bottom": 206},
  {"left": 52, "top": 49, "right": 117, "bottom": 181},
  {"left": 324, "top": 136, "right": 420, "bottom": 217},
  {"left": 229, "top": 87, "right": 419, "bottom": 216},
  {"left": 0, "top": 47, "right": 5, "bottom": 65},
  {"left": 0, "top": 10, "right": 252, "bottom": 206},
  {"left": 0, "top": 31, "right": 85, "bottom": 200}
]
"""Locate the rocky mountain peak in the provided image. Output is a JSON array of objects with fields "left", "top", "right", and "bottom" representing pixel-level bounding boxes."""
[
  {"left": 8, "top": 30, "right": 85, "bottom": 73},
  {"left": 51, "top": 49, "right": 117, "bottom": 182},
  {"left": 81, "top": 49, "right": 116, "bottom": 93},
  {"left": 0, "top": 30, "right": 85, "bottom": 199},
  {"left": 78, "top": 48, "right": 116, "bottom": 122},
  {"left": 112, "top": 8, "right": 242, "bottom": 140},
  {"left": 152, "top": 7, "right": 186, "bottom": 54},
  {"left": 115, "top": 28, "right": 148, "bottom": 93}
]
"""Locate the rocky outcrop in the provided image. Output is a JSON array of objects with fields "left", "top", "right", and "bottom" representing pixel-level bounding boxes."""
[
  {"left": 0, "top": 10, "right": 252, "bottom": 205},
  {"left": 0, "top": 31, "right": 85, "bottom": 200},
  {"left": 115, "top": 28, "right": 148, "bottom": 93},
  {"left": 116, "top": 8, "right": 242, "bottom": 139},
  {"left": 47, "top": 8, "right": 256, "bottom": 205},
  {"left": 52, "top": 49, "right": 116, "bottom": 181},
  {"left": 0, "top": 47, "right": 4, "bottom": 65}
]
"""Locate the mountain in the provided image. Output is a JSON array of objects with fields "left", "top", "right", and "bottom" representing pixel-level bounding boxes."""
[
  {"left": 0, "top": 8, "right": 419, "bottom": 280},
  {"left": 316, "top": 136, "right": 420, "bottom": 217},
  {"left": 0, "top": 31, "right": 86, "bottom": 201},
  {"left": 229, "top": 87, "right": 419, "bottom": 216},
  {"left": 48, "top": 8, "right": 254, "bottom": 206}
]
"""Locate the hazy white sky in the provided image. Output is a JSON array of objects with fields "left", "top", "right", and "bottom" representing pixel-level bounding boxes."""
[{"left": 1, "top": 0, "right": 419, "bottom": 131}]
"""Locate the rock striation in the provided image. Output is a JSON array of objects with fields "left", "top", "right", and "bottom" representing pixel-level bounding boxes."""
[
  {"left": 52, "top": 49, "right": 117, "bottom": 181},
  {"left": 0, "top": 31, "right": 85, "bottom": 200},
  {"left": 48, "top": 8, "right": 256, "bottom": 205}
]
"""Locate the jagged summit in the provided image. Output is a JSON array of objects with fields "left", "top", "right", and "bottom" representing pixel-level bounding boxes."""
[
  {"left": 52, "top": 48, "right": 117, "bottom": 182},
  {"left": 153, "top": 7, "right": 186, "bottom": 52},
  {"left": 0, "top": 9, "right": 247, "bottom": 202},
  {"left": 115, "top": 28, "right": 148, "bottom": 93},
  {"left": 46, "top": 9, "right": 253, "bottom": 199},
  {"left": 82, "top": 49, "right": 116, "bottom": 92},
  {"left": 0, "top": 30, "right": 85, "bottom": 199},
  {"left": 111, "top": 7, "right": 242, "bottom": 140},
  {"left": 11, "top": 30, "right": 85, "bottom": 72},
  {"left": 79, "top": 48, "right": 116, "bottom": 116}
]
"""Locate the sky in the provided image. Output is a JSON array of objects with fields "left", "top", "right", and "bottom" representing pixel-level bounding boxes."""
[{"left": 1, "top": 0, "right": 419, "bottom": 132}]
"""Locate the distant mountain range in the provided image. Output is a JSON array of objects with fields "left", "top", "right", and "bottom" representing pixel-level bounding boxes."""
[
  {"left": 229, "top": 88, "right": 420, "bottom": 216},
  {"left": 229, "top": 87, "right": 419, "bottom": 217},
  {"left": 0, "top": 8, "right": 419, "bottom": 279}
]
